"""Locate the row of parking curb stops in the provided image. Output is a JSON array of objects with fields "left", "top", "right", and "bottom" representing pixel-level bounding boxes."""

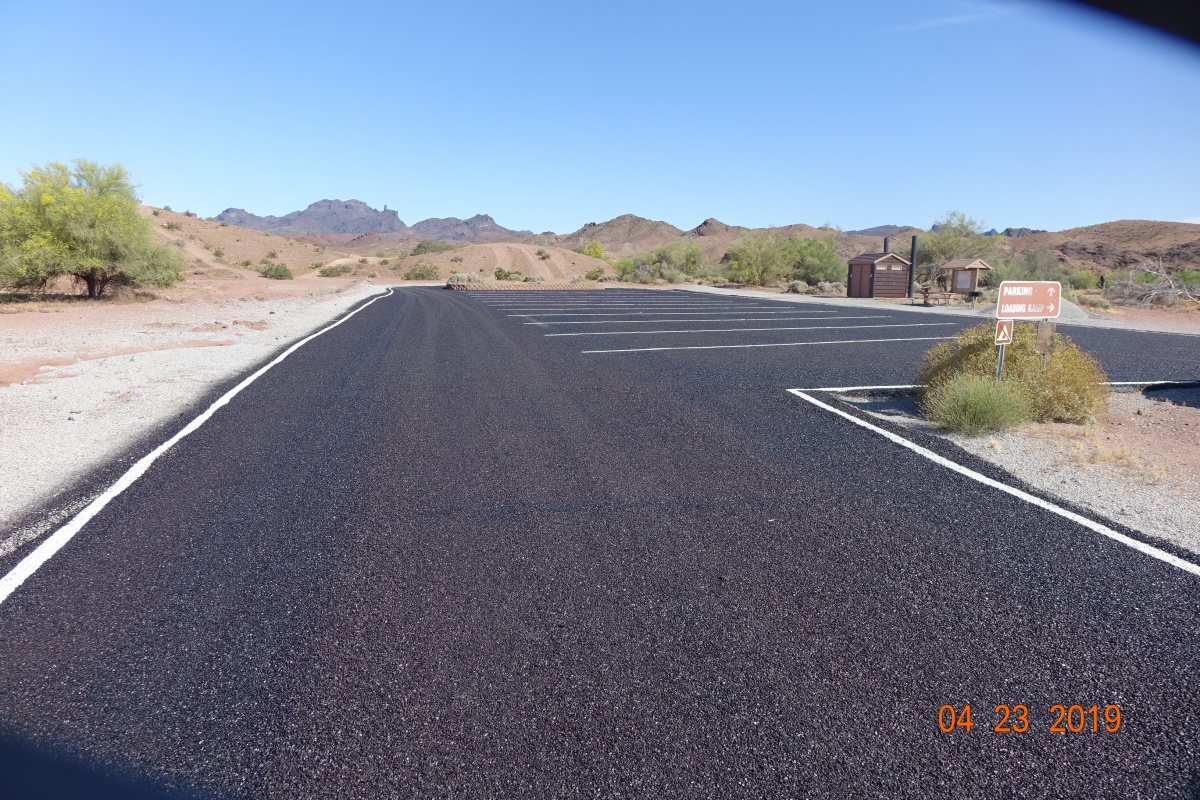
[{"left": 446, "top": 282, "right": 606, "bottom": 291}]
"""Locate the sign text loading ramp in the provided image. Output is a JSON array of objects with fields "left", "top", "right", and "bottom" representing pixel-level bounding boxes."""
[{"left": 996, "top": 281, "right": 1062, "bottom": 320}]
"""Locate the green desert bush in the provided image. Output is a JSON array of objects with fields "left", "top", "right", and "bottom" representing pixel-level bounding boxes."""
[
  {"left": 1077, "top": 294, "right": 1111, "bottom": 310},
  {"left": 213, "top": 249, "right": 224, "bottom": 257},
  {"left": 403, "top": 262, "right": 439, "bottom": 280},
  {"left": 447, "top": 272, "right": 482, "bottom": 283},
  {"left": 585, "top": 267, "right": 605, "bottom": 281},
  {"left": 575, "top": 240, "right": 605, "bottom": 260},
  {"left": 368, "top": 271, "right": 379, "bottom": 278},
  {"left": 380, "top": 258, "right": 389, "bottom": 265},
  {"left": 523, "top": 274, "right": 545, "bottom": 282},
  {"left": 318, "top": 264, "right": 353, "bottom": 277},
  {"left": 921, "top": 375, "right": 1031, "bottom": 434},
  {"left": 451, "top": 255, "right": 464, "bottom": 263},
  {"left": 495, "top": 266, "right": 522, "bottom": 281},
  {"left": 412, "top": 239, "right": 453, "bottom": 255},
  {"left": 358, "top": 258, "right": 368, "bottom": 264},
  {"left": 267, "top": 250, "right": 277, "bottom": 258},
  {"left": 165, "top": 221, "right": 182, "bottom": 231},
  {"left": 914, "top": 321, "right": 1109, "bottom": 424},
  {"left": 260, "top": 263, "right": 294, "bottom": 280},
  {"left": 239, "top": 260, "right": 253, "bottom": 267},
  {"left": 1067, "top": 269, "right": 1100, "bottom": 290}
]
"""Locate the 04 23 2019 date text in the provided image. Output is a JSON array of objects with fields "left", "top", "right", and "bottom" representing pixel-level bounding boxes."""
[{"left": 938, "top": 704, "right": 1122, "bottom": 733}]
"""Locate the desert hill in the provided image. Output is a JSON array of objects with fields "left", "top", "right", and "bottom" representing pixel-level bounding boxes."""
[
  {"left": 140, "top": 207, "right": 607, "bottom": 285},
  {"left": 522, "top": 214, "right": 685, "bottom": 257},
  {"left": 217, "top": 200, "right": 409, "bottom": 236},
  {"left": 845, "top": 224, "right": 912, "bottom": 237},
  {"left": 216, "top": 200, "right": 531, "bottom": 242},
  {"left": 527, "top": 213, "right": 1200, "bottom": 275}
]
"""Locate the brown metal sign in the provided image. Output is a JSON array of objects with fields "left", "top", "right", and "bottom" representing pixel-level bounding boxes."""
[
  {"left": 995, "top": 319, "right": 1014, "bottom": 345},
  {"left": 996, "top": 281, "right": 1062, "bottom": 320}
]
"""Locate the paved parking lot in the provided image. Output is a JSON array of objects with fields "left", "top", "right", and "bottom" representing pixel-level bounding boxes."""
[{"left": 2, "top": 285, "right": 1198, "bottom": 798}]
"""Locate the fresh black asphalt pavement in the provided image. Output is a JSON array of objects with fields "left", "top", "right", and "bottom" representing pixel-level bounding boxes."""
[{"left": 1, "top": 287, "right": 1197, "bottom": 798}]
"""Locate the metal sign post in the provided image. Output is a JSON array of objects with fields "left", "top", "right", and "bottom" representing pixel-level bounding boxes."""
[
  {"left": 1035, "top": 320, "right": 1057, "bottom": 371},
  {"left": 994, "top": 319, "right": 1014, "bottom": 381}
]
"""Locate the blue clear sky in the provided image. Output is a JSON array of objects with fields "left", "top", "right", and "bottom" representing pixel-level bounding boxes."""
[{"left": 2, "top": 0, "right": 1198, "bottom": 234}]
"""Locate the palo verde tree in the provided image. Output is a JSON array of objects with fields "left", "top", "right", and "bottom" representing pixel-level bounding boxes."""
[
  {"left": 723, "top": 230, "right": 790, "bottom": 285},
  {"left": 779, "top": 233, "right": 846, "bottom": 285},
  {"left": 0, "top": 160, "right": 184, "bottom": 298},
  {"left": 914, "top": 210, "right": 1005, "bottom": 283}
]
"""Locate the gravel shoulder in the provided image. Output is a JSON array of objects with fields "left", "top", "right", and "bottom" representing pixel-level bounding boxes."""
[
  {"left": 0, "top": 280, "right": 386, "bottom": 543},
  {"left": 843, "top": 387, "right": 1200, "bottom": 555}
]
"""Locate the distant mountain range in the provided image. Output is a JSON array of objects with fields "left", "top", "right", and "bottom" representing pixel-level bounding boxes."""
[
  {"left": 215, "top": 200, "right": 532, "bottom": 242},
  {"left": 208, "top": 200, "right": 1200, "bottom": 272}
]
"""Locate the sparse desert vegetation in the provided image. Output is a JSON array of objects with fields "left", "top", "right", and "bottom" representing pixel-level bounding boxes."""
[
  {"left": 916, "top": 321, "right": 1110, "bottom": 432},
  {"left": 403, "top": 262, "right": 439, "bottom": 280},
  {"left": 412, "top": 239, "right": 453, "bottom": 256}
]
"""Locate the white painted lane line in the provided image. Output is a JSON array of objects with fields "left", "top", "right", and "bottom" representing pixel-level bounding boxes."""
[
  {"left": 581, "top": 336, "right": 953, "bottom": 354},
  {"left": 787, "top": 388, "right": 1200, "bottom": 579},
  {"left": 796, "top": 384, "right": 922, "bottom": 392},
  {"left": 511, "top": 310, "right": 836, "bottom": 318},
  {"left": 548, "top": 323, "right": 957, "bottom": 337},
  {"left": 492, "top": 305, "right": 789, "bottom": 311},
  {"left": 792, "top": 380, "right": 1198, "bottom": 392},
  {"left": 524, "top": 314, "right": 873, "bottom": 325},
  {"left": 0, "top": 288, "right": 397, "bottom": 608}
]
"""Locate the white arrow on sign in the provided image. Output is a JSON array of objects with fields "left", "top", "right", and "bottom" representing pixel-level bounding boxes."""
[
  {"left": 1048, "top": 303, "right": 1055, "bottom": 312},
  {"left": 1048, "top": 286, "right": 1057, "bottom": 295}
]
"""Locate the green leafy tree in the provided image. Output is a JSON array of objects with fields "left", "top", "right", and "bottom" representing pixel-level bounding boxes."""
[
  {"left": 653, "top": 241, "right": 707, "bottom": 275},
  {"left": 780, "top": 233, "right": 846, "bottom": 285},
  {"left": 575, "top": 240, "right": 605, "bottom": 260},
  {"left": 0, "top": 160, "right": 183, "bottom": 298},
  {"left": 915, "top": 211, "right": 1005, "bottom": 282},
  {"left": 723, "top": 230, "right": 789, "bottom": 285}
]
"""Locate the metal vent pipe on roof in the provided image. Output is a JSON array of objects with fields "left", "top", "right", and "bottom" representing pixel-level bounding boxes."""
[{"left": 883, "top": 237, "right": 890, "bottom": 254}]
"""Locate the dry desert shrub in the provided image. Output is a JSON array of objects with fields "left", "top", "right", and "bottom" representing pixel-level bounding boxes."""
[
  {"left": 915, "top": 321, "right": 1109, "bottom": 424},
  {"left": 922, "top": 374, "right": 1031, "bottom": 434}
]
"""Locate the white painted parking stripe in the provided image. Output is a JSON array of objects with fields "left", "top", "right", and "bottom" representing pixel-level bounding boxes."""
[
  {"left": 787, "top": 388, "right": 1200, "bottom": 579},
  {"left": 512, "top": 310, "right": 838, "bottom": 318},
  {"left": 524, "top": 314, "right": 870, "bottom": 325},
  {"left": 581, "top": 336, "right": 953, "bottom": 354},
  {"left": 548, "top": 322, "right": 958, "bottom": 337},
  {"left": 493, "top": 305, "right": 788, "bottom": 311},
  {"left": 0, "top": 287, "right": 397, "bottom": 607},
  {"left": 525, "top": 311, "right": 873, "bottom": 326}
]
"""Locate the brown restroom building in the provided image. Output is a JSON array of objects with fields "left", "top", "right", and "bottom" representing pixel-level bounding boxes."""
[{"left": 847, "top": 251, "right": 913, "bottom": 298}]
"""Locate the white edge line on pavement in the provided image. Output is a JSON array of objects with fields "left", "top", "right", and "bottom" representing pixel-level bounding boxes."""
[
  {"left": 581, "top": 336, "right": 953, "bottom": 354},
  {"left": 786, "top": 388, "right": 1200, "bottom": 579},
  {"left": 548, "top": 323, "right": 957, "bottom": 337},
  {"left": 793, "top": 380, "right": 1197, "bottom": 392},
  {"left": 0, "top": 287, "right": 396, "bottom": 607}
]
